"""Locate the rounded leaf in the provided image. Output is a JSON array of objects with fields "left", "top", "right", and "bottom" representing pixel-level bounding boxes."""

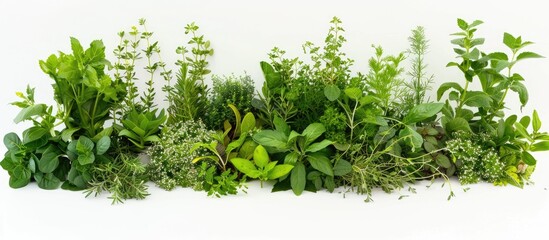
[{"left": 253, "top": 145, "right": 270, "bottom": 168}]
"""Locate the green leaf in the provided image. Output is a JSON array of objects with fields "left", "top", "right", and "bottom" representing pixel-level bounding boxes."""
[
  {"left": 231, "top": 158, "right": 261, "bottom": 178},
  {"left": 76, "top": 136, "right": 94, "bottom": 154},
  {"left": 284, "top": 152, "right": 299, "bottom": 165},
  {"left": 519, "top": 116, "right": 531, "bottom": 129},
  {"left": 306, "top": 140, "right": 333, "bottom": 153},
  {"left": 70, "top": 37, "right": 84, "bottom": 58},
  {"left": 533, "top": 110, "right": 541, "bottom": 133},
  {"left": 436, "top": 155, "right": 452, "bottom": 168},
  {"left": 302, "top": 123, "right": 326, "bottom": 146},
  {"left": 9, "top": 174, "right": 31, "bottom": 188},
  {"left": 324, "top": 85, "right": 341, "bottom": 101},
  {"left": 403, "top": 103, "right": 444, "bottom": 124},
  {"left": 463, "top": 91, "right": 492, "bottom": 108},
  {"left": 514, "top": 122, "right": 533, "bottom": 141},
  {"left": 457, "top": 18, "right": 468, "bottom": 30},
  {"left": 253, "top": 145, "right": 270, "bottom": 168},
  {"left": 268, "top": 164, "right": 294, "bottom": 179},
  {"left": 344, "top": 88, "right": 362, "bottom": 100},
  {"left": 307, "top": 153, "right": 333, "bottom": 176},
  {"left": 510, "top": 82, "right": 528, "bottom": 107},
  {"left": 531, "top": 141, "right": 549, "bottom": 152},
  {"left": 95, "top": 136, "right": 111, "bottom": 155},
  {"left": 260, "top": 61, "right": 282, "bottom": 89},
  {"left": 333, "top": 160, "right": 352, "bottom": 176},
  {"left": 13, "top": 104, "right": 46, "bottom": 123},
  {"left": 35, "top": 172, "right": 61, "bottom": 190},
  {"left": 399, "top": 127, "right": 423, "bottom": 151},
  {"left": 61, "top": 128, "right": 80, "bottom": 142},
  {"left": 77, "top": 153, "right": 95, "bottom": 165},
  {"left": 290, "top": 162, "right": 306, "bottom": 196},
  {"left": 3, "top": 133, "right": 21, "bottom": 151},
  {"left": 445, "top": 117, "right": 471, "bottom": 133},
  {"left": 521, "top": 151, "right": 537, "bottom": 165},
  {"left": 503, "top": 33, "right": 516, "bottom": 49},
  {"left": 240, "top": 113, "right": 256, "bottom": 135},
  {"left": 253, "top": 130, "right": 288, "bottom": 150},
  {"left": 516, "top": 52, "right": 544, "bottom": 61},
  {"left": 437, "top": 82, "right": 463, "bottom": 101},
  {"left": 39, "top": 145, "right": 60, "bottom": 173},
  {"left": 273, "top": 116, "right": 290, "bottom": 136},
  {"left": 22, "top": 127, "right": 48, "bottom": 145}
]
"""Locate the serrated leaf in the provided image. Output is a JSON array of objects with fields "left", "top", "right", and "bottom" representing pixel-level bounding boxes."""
[{"left": 516, "top": 52, "right": 544, "bottom": 61}]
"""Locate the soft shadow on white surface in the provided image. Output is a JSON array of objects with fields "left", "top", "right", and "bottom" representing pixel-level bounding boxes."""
[
  {"left": 1, "top": 0, "right": 549, "bottom": 239},
  {"left": 1, "top": 173, "right": 548, "bottom": 240}
]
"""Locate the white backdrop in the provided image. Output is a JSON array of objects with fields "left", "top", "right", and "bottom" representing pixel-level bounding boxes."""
[{"left": 1, "top": 0, "right": 548, "bottom": 240}]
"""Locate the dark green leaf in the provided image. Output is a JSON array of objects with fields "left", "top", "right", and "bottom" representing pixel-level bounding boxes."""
[
  {"left": 95, "top": 136, "right": 111, "bottom": 155},
  {"left": 22, "top": 127, "right": 48, "bottom": 145},
  {"left": 333, "top": 160, "right": 352, "bottom": 176},
  {"left": 307, "top": 153, "right": 333, "bottom": 176},
  {"left": 35, "top": 172, "right": 61, "bottom": 190},
  {"left": 291, "top": 162, "right": 306, "bottom": 196},
  {"left": 3, "top": 133, "right": 21, "bottom": 150},
  {"left": 273, "top": 116, "right": 290, "bottom": 136},
  {"left": 39, "top": 145, "right": 60, "bottom": 173},
  {"left": 403, "top": 103, "right": 444, "bottom": 124}
]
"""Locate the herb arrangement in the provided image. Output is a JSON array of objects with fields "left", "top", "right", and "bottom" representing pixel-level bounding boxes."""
[{"left": 1, "top": 17, "right": 547, "bottom": 204}]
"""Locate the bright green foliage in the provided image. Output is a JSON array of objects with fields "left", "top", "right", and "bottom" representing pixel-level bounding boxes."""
[
  {"left": 85, "top": 153, "right": 149, "bottom": 204},
  {"left": 403, "top": 26, "right": 434, "bottom": 109},
  {"left": 365, "top": 45, "right": 407, "bottom": 116},
  {"left": 148, "top": 120, "right": 214, "bottom": 190},
  {"left": 199, "top": 162, "right": 247, "bottom": 198},
  {"left": 230, "top": 145, "right": 294, "bottom": 187},
  {"left": 119, "top": 109, "right": 167, "bottom": 151},
  {"left": 253, "top": 119, "right": 347, "bottom": 195},
  {"left": 205, "top": 74, "right": 255, "bottom": 130},
  {"left": 166, "top": 22, "right": 213, "bottom": 124},
  {"left": 192, "top": 104, "right": 257, "bottom": 173},
  {"left": 40, "top": 37, "right": 126, "bottom": 139}
]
